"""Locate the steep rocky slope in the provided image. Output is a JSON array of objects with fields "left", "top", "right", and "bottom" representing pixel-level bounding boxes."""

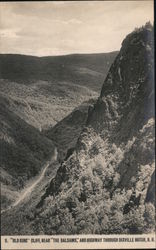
[{"left": 33, "top": 23, "right": 155, "bottom": 235}]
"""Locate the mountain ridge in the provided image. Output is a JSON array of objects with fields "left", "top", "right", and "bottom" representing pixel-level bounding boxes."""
[{"left": 0, "top": 52, "right": 118, "bottom": 92}]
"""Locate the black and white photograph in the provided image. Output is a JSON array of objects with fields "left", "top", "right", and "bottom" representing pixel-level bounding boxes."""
[{"left": 0, "top": 1, "right": 155, "bottom": 249}]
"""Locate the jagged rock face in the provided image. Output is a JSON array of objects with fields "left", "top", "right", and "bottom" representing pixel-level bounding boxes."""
[
  {"left": 87, "top": 23, "right": 154, "bottom": 141},
  {"left": 145, "top": 170, "right": 155, "bottom": 205},
  {"left": 34, "top": 24, "right": 155, "bottom": 235}
]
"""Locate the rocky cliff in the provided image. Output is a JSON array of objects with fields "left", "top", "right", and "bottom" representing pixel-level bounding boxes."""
[{"left": 34, "top": 23, "right": 155, "bottom": 234}]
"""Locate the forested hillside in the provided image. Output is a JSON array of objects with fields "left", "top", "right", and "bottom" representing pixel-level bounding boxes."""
[{"left": 0, "top": 94, "right": 55, "bottom": 209}]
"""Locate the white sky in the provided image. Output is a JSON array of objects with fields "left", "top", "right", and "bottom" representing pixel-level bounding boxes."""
[{"left": 0, "top": 1, "right": 154, "bottom": 56}]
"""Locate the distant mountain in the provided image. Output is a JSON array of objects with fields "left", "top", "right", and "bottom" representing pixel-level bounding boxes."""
[
  {"left": 33, "top": 22, "right": 155, "bottom": 235},
  {"left": 0, "top": 52, "right": 118, "bottom": 92},
  {"left": 0, "top": 52, "right": 117, "bottom": 130},
  {"left": 0, "top": 94, "right": 55, "bottom": 209}
]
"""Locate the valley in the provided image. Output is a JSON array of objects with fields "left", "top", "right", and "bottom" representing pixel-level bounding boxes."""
[
  {"left": 0, "top": 23, "right": 155, "bottom": 236},
  {"left": 0, "top": 51, "right": 117, "bottom": 232},
  {"left": 0, "top": 52, "right": 117, "bottom": 130}
]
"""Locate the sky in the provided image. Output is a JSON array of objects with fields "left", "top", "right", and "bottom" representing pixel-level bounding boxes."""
[{"left": 0, "top": 1, "right": 154, "bottom": 56}]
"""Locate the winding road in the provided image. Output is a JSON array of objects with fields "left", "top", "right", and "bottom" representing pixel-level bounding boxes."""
[{"left": 1, "top": 147, "right": 58, "bottom": 214}]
